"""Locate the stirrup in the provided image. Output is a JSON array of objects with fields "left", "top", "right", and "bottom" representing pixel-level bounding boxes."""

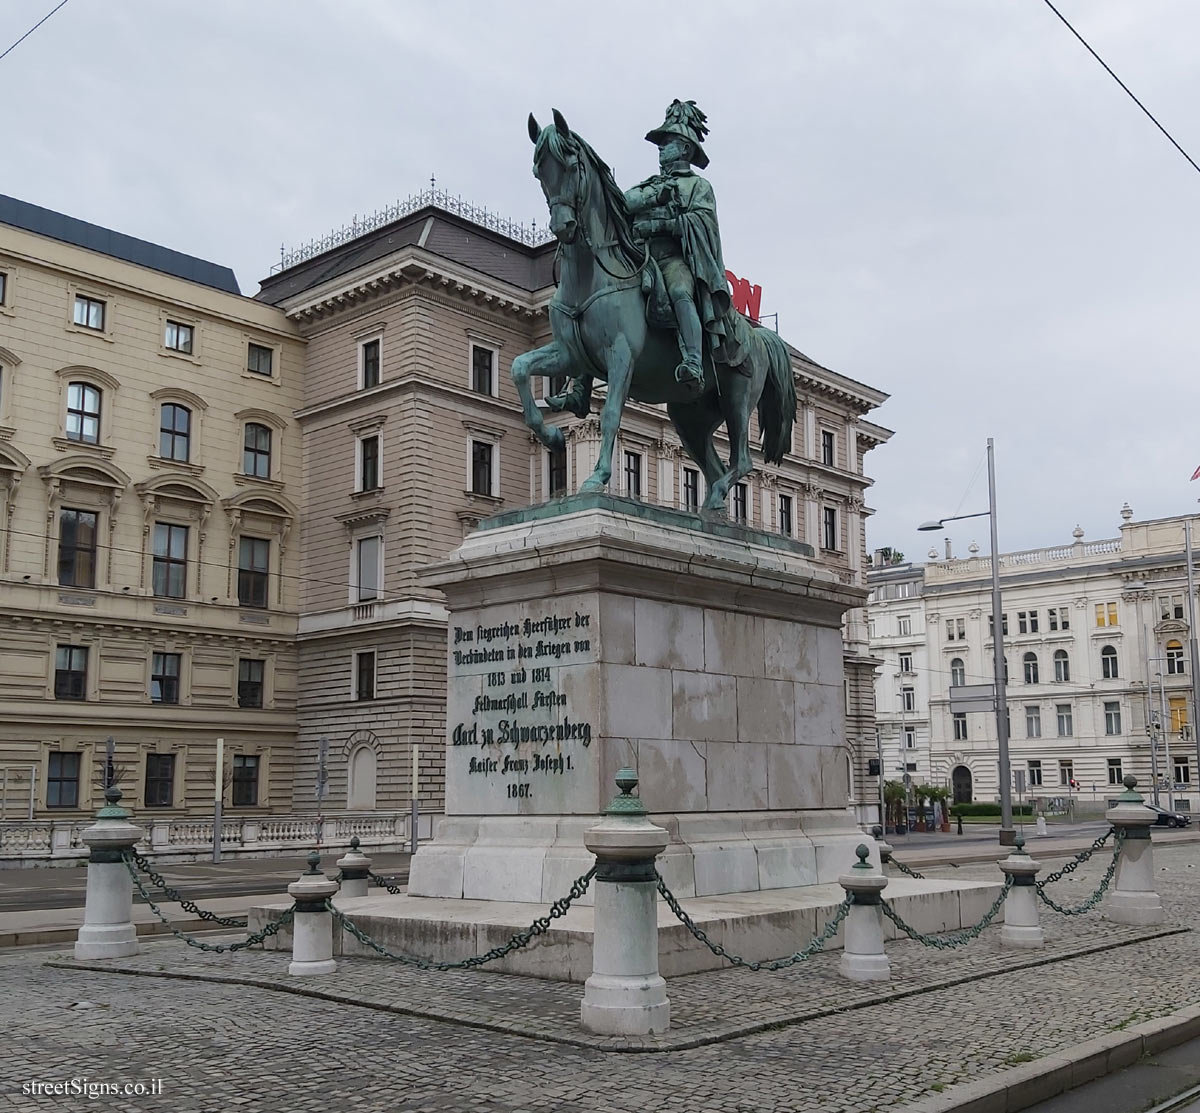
[{"left": 675, "top": 360, "right": 704, "bottom": 391}]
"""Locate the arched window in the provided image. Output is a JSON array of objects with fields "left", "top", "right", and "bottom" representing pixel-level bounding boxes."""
[
  {"left": 66, "top": 382, "right": 101, "bottom": 444},
  {"left": 1023, "top": 652, "right": 1039, "bottom": 685},
  {"left": 1167, "top": 640, "right": 1186, "bottom": 675},
  {"left": 1053, "top": 649, "right": 1070, "bottom": 683},
  {"left": 1101, "top": 645, "right": 1119, "bottom": 679},
  {"left": 243, "top": 422, "right": 272, "bottom": 478},
  {"left": 159, "top": 403, "right": 191, "bottom": 462},
  {"left": 347, "top": 744, "right": 377, "bottom": 810},
  {"left": 950, "top": 658, "right": 965, "bottom": 687}
]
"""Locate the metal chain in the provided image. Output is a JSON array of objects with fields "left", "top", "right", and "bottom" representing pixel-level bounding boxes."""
[
  {"left": 330, "top": 867, "right": 596, "bottom": 971},
  {"left": 368, "top": 870, "right": 403, "bottom": 895},
  {"left": 122, "top": 854, "right": 293, "bottom": 952},
  {"left": 1036, "top": 831, "right": 1124, "bottom": 916},
  {"left": 655, "top": 873, "right": 852, "bottom": 971},
  {"left": 889, "top": 857, "right": 926, "bottom": 881},
  {"left": 128, "top": 848, "right": 248, "bottom": 927},
  {"left": 880, "top": 875, "right": 1014, "bottom": 949},
  {"left": 1037, "top": 827, "right": 1115, "bottom": 888}
]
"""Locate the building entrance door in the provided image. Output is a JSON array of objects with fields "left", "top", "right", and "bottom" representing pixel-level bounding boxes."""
[{"left": 952, "top": 765, "right": 973, "bottom": 804}]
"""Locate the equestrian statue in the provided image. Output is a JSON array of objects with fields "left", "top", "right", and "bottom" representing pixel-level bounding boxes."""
[{"left": 510, "top": 101, "right": 796, "bottom": 514}]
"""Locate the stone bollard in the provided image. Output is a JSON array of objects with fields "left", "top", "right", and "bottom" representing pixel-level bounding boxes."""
[
  {"left": 75, "top": 785, "right": 145, "bottom": 960},
  {"left": 288, "top": 851, "right": 339, "bottom": 976},
  {"left": 336, "top": 837, "right": 373, "bottom": 899},
  {"left": 580, "top": 769, "right": 670, "bottom": 1036},
  {"left": 1105, "top": 776, "right": 1165, "bottom": 926},
  {"left": 838, "top": 844, "right": 891, "bottom": 982},
  {"left": 873, "top": 826, "right": 895, "bottom": 875},
  {"left": 999, "top": 835, "right": 1044, "bottom": 949}
]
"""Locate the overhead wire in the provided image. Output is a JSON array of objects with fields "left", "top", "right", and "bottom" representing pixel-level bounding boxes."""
[{"left": 0, "top": 0, "right": 70, "bottom": 65}]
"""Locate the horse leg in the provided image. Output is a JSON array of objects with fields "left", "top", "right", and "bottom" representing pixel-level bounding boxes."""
[
  {"left": 668, "top": 397, "right": 725, "bottom": 499},
  {"left": 706, "top": 372, "right": 757, "bottom": 511},
  {"left": 580, "top": 337, "right": 633, "bottom": 492},
  {"left": 511, "top": 343, "right": 572, "bottom": 450}
]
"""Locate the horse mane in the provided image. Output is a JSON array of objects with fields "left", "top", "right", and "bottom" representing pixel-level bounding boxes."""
[{"left": 535, "top": 126, "right": 642, "bottom": 269}]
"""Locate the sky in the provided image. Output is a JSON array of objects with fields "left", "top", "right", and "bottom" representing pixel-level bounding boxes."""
[{"left": 6, "top": 0, "right": 1200, "bottom": 558}]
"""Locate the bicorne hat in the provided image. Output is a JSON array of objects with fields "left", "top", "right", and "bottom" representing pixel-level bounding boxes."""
[{"left": 645, "top": 99, "right": 710, "bottom": 169}]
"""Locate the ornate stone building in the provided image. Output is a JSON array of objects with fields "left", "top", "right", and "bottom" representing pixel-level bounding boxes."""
[{"left": 0, "top": 195, "right": 304, "bottom": 823}]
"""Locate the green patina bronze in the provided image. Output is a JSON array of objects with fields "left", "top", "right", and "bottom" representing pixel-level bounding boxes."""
[{"left": 512, "top": 102, "right": 796, "bottom": 513}]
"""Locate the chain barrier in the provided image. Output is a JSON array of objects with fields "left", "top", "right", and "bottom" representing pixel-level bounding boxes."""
[
  {"left": 655, "top": 873, "right": 851, "bottom": 971},
  {"left": 122, "top": 852, "right": 294, "bottom": 953},
  {"left": 330, "top": 867, "right": 596, "bottom": 970},
  {"left": 368, "top": 870, "right": 403, "bottom": 895},
  {"left": 889, "top": 857, "right": 926, "bottom": 881},
  {"left": 127, "top": 848, "right": 248, "bottom": 927},
  {"left": 880, "top": 875, "right": 1014, "bottom": 949},
  {"left": 1037, "top": 827, "right": 1115, "bottom": 888},
  {"left": 1035, "top": 830, "right": 1124, "bottom": 916}
]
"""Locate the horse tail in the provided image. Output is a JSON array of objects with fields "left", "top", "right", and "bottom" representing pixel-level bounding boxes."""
[{"left": 756, "top": 327, "right": 796, "bottom": 465}]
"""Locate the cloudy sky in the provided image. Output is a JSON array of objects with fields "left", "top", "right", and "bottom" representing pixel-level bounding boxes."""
[{"left": 6, "top": 0, "right": 1200, "bottom": 557}]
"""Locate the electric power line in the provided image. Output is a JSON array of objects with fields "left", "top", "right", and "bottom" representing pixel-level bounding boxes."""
[
  {"left": 1041, "top": 0, "right": 1200, "bottom": 179},
  {"left": 0, "top": 0, "right": 70, "bottom": 65}
]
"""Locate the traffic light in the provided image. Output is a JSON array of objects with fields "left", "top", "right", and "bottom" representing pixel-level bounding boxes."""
[
  {"left": 867, "top": 758, "right": 881, "bottom": 776},
  {"left": 1069, "top": 778, "right": 1079, "bottom": 790}
]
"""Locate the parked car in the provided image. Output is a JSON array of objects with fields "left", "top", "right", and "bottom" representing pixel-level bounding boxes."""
[{"left": 1145, "top": 804, "right": 1192, "bottom": 828}]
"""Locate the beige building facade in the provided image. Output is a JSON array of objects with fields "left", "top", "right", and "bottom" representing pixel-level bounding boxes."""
[{"left": 0, "top": 196, "right": 304, "bottom": 825}]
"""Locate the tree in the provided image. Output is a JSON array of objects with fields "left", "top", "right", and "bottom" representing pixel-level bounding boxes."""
[{"left": 873, "top": 547, "right": 905, "bottom": 566}]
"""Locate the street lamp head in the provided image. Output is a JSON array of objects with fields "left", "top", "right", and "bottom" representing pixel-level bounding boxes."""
[{"left": 917, "top": 520, "right": 945, "bottom": 532}]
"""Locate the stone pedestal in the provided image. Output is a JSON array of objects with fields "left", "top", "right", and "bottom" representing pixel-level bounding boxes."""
[
  {"left": 75, "top": 787, "right": 145, "bottom": 961},
  {"left": 1105, "top": 777, "right": 1164, "bottom": 926},
  {"left": 336, "top": 837, "right": 373, "bottom": 899},
  {"left": 408, "top": 494, "right": 869, "bottom": 904},
  {"left": 838, "top": 845, "right": 890, "bottom": 982},
  {"left": 288, "top": 853, "right": 339, "bottom": 977},
  {"left": 999, "top": 837, "right": 1043, "bottom": 949}
]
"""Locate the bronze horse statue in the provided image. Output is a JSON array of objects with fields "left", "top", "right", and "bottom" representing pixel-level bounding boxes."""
[{"left": 511, "top": 110, "right": 796, "bottom": 514}]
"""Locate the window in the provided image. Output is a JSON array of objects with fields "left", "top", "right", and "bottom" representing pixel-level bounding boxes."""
[
  {"left": 356, "top": 536, "right": 380, "bottom": 602},
  {"left": 66, "top": 382, "right": 101, "bottom": 443},
  {"left": 151, "top": 523, "right": 189, "bottom": 598},
  {"left": 946, "top": 617, "right": 965, "bottom": 642},
  {"left": 359, "top": 434, "right": 380, "bottom": 492},
  {"left": 900, "top": 686, "right": 915, "bottom": 713},
  {"left": 57, "top": 508, "right": 98, "bottom": 588},
  {"left": 902, "top": 727, "right": 916, "bottom": 749},
  {"left": 821, "top": 429, "right": 835, "bottom": 466},
  {"left": 54, "top": 645, "right": 88, "bottom": 700},
  {"left": 1053, "top": 649, "right": 1070, "bottom": 683},
  {"left": 950, "top": 658, "right": 965, "bottom": 687},
  {"left": 158, "top": 403, "right": 191, "bottom": 461},
  {"left": 238, "top": 659, "right": 265, "bottom": 708},
  {"left": 164, "top": 320, "right": 194, "bottom": 354},
  {"left": 953, "top": 712, "right": 968, "bottom": 741},
  {"left": 47, "top": 752, "right": 82, "bottom": 808},
  {"left": 73, "top": 294, "right": 105, "bottom": 330},
  {"left": 1101, "top": 645, "right": 1119, "bottom": 679},
  {"left": 1107, "top": 758, "right": 1124, "bottom": 786},
  {"left": 1023, "top": 652, "right": 1039, "bottom": 685},
  {"left": 778, "top": 493, "right": 793, "bottom": 536},
  {"left": 360, "top": 338, "right": 381, "bottom": 389},
  {"left": 150, "top": 652, "right": 181, "bottom": 704},
  {"left": 1104, "top": 700, "right": 1122, "bottom": 735},
  {"left": 1047, "top": 607, "right": 1069, "bottom": 631},
  {"left": 988, "top": 613, "right": 1009, "bottom": 637},
  {"left": 231, "top": 754, "right": 259, "bottom": 806},
  {"left": 897, "top": 615, "right": 912, "bottom": 637},
  {"left": 243, "top": 422, "right": 272, "bottom": 478},
  {"left": 237, "top": 536, "right": 270, "bottom": 608},
  {"left": 623, "top": 451, "right": 642, "bottom": 499},
  {"left": 732, "top": 482, "right": 747, "bottom": 523},
  {"left": 247, "top": 343, "right": 274, "bottom": 377},
  {"left": 682, "top": 467, "right": 699, "bottom": 512},
  {"left": 1017, "top": 611, "right": 1039, "bottom": 634},
  {"left": 548, "top": 444, "right": 567, "bottom": 496},
  {"left": 898, "top": 651, "right": 913, "bottom": 674},
  {"left": 144, "top": 754, "right": 175, "bottom": 807},
  {"left": 546, "top": 373, "right": 568, "bottom": 397},
  {"left": 355, "top": 650, "right": 376, "bottom": 701},
  {"left": 0, "top": 271, "right": 6, "bottom": 305},
  {"left": 1025, "top": 705, "right": 1041, "bottom": 738},
  {"left": 1028, "top": 760, "right": 1043, "bottom": 787},
  {"left": 1175, "top": 759, "right": 1191, "bottom": 786},
  {"left": 1095, "top": 601, "right": 1118, "bottom": 628},
  {"left": 1160, "top": 594, "right": 1185, "bottom": 621},
  {"left": 1056, "top": 703, "right": 1073, "bottom": 737},
  {"left": 822, "top": 507, "right": 838, "bottom": 551},
  {"left": 1169, "top": 696, "right": 1189, "bottom": 735},
  {"left": 894, "top": 582, "right": 913, "bottom": 599},
  {"left": 1167, "top": 640, "right": 1186, "bottom": 675},
  {"left": 470, "top": 440, "right": 494, "bottom": 496},
  {"left": 1059, "top": 759, "right": 1074, "bottom": 787},
  {"left": 471, "top": 344, "right": 497, "bottom": 396}
]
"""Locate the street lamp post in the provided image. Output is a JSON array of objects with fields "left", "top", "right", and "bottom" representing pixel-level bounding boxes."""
[{"left": 919, "top": 437, "right": 1015, "bottom": 846}]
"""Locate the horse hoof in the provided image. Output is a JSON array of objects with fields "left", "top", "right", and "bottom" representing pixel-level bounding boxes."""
[{"left": 580, "top": 476, "right": 608, "bottom": 494}]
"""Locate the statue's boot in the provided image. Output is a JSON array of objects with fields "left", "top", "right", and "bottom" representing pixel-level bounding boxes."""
[
  {"left": 546, "top": 376, "right": 592, "bottom": 418},
  {"left": 672, "top": 297, "right": 705, "bottom": 394}
]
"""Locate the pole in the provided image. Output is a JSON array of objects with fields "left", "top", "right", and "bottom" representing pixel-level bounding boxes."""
[
  {"left": 213, "top": 736, "right": 224, "bottom": 864},
  {"left": 875, "top": 728, "right": 885, "bottom": 829},
  {"left": 1186, "top": 519, "right": 1200, "bottom": 812},
  {"left": 1144, "top": 626, "right": 1161, "bottom": 805},
  {"left": 410, "top": 743, "right": 419, "bottom": 856},
  {"left": 1159, "top": 670, "right": 1174, "bottom": 811},
  {"left": 988, "top": 438, "right": 1015, "bottom": 845}
]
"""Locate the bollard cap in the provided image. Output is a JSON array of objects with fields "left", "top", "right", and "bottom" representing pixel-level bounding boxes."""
[
  {"left": 305, "top": 850, "right": 322, "bottom": 875},
  {"left": 1116, "top": 775, "right": 1143, "bottom": 804},
  {"left": 853, "top": 843, "right": 873, "bottom": 871},
  {"left": 604, "top": 768, "right": 647, "bottom": 817}
]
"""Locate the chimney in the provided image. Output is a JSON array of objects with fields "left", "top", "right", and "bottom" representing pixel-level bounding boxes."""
[{"left": 944, "top": 537, "right": 953, "bottom": 560}]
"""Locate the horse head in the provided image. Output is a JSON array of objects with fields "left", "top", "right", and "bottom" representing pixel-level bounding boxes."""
[{"left": 529, "top": 109, "right": 582, "bottom": 245}]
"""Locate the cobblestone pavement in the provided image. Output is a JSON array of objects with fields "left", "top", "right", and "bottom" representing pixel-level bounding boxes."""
[{"left": 2, "top": 843, "right": 1198, "bottom": 1113}]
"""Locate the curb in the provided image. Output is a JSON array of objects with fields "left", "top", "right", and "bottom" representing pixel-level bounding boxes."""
[
  {"left": 1, "top": 917, "right": 221, "bottom": 950},
  {"left": 905, "top": 1004, "right": 1200, "bottom": 1113}
]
